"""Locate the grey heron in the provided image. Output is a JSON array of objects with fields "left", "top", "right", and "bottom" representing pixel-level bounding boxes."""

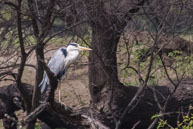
[{"left": 39, "top": 42, "right": 92, "bottom": 101}]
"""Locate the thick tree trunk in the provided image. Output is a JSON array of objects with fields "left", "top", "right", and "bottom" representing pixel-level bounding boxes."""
[
  {"left": 89, "top": 26, "right": 122, "bottom": 103},
  {"left": 87, "top": 2, "right": 127, "bottom": 111},
  {"left": 87, "top": 0, "right": 146, "bottom": 114}
]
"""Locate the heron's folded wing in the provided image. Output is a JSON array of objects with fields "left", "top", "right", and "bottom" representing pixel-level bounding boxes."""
[{"left": 48, "top": 48, "right": 67, "bottom": 77}]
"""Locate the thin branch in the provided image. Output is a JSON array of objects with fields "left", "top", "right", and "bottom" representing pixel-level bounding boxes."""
[
  {"left": 82, "top": 115, "right": 110, "bottom": 129},
  {"left": 15, "top": 0, "right": 32, "bottom": 114},
  {"left": 0, "top": 64, "right": 36, "bottom": 70},
  {"left": 22, "top": 102, "right": 49, "bottom": 126}
]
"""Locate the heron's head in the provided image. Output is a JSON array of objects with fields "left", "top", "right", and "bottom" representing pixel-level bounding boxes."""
[{"left": 67, "top": 43, "right": 92, "bottom": 51}]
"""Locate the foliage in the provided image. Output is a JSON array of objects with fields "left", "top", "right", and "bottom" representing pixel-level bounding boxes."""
[
  {"left": 152, "top": 105, "right": 193, "bottom": 129},
  {"left": 34, "top": 123, "right": 41, "bottom": 129},
  {"left": 132, "top": 44, "right": 149, "bottom": 61},
  {"left": 157, "top": 119, "right": 168, "bottom": 129},
  {"left": 177, "top": 114, "right": 193, "bottom": 129},
  {"left": 118, "top": 37, "right": 193, "bottom": 86}
]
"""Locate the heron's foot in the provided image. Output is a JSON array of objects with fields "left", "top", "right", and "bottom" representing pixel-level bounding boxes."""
[{"left": 59, "top": 101, "right": 71, "bottom": 111}]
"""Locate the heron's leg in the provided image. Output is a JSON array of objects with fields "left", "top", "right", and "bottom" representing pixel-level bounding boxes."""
[
  {"left": 58, "top": 75, "right": 66, "bottom": 103},
  {"left": 58, "top": 81, "right": 61, "bottom": 102}
]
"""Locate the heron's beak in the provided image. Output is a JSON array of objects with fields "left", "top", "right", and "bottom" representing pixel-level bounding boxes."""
[{"left": 79, "top": 46, "right": 92, "bottom": 51}]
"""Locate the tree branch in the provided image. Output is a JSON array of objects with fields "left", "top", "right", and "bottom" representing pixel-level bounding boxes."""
[{"left": 15, "top": 0, "right": 32, "bottom": 114}]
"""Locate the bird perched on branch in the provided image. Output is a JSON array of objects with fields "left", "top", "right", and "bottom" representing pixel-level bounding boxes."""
[{"left": 39, "top": 42, "right": 92, "bottom": 101}]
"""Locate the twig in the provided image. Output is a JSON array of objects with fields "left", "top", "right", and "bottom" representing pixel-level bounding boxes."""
[
  {"left": 0, "top": 64, "right": 36, "bottom": 70},
  {"left": 22, "top": 102, "right": 49, "bottom": 125},
  {"left": 131, "top": 121, "right": 141, "bottom": 129},
  {"left": 4, "top": 114, "right": 18, "bottom": 124},
  {"left": 82, "top": 114, "right": 110, "bottom": 129}
]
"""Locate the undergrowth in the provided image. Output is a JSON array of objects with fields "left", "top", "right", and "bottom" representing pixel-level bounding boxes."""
[{"left": 152, "top": 105, "right": 193, "bottom": 129}]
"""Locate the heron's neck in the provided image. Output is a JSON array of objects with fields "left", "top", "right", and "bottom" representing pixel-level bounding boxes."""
[{"left": 66, "top": 50, "right": 80, "bottom": 65}]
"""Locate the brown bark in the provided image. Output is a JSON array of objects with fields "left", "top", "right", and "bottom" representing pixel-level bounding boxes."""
[
  {"left": 86, "top": 0, "right": 126, "bottom": 107},
  {"left": 88, "top": 24, "right": 123, "bottom": 104},
  {"left": 1, "top": 79, "right": 193, "bottom": 129},
  {"left": 87, "top": 0, "right": 146, "bottom": 115}
]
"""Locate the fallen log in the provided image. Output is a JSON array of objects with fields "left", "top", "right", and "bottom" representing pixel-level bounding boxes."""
[{"left": 0, "top": 79, "right": 193, "bottom": 129}]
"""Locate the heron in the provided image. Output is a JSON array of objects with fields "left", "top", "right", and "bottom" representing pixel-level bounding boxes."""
[{"left": 39, "top": 42, "right": 92, "bottom": 102}]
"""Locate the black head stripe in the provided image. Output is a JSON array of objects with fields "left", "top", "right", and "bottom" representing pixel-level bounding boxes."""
[
  {"left": 69, "top": 43, "right": 78, "bottom": 47},
  {"left": 60, "top": 48, "right": 67, "bottom": 57}
]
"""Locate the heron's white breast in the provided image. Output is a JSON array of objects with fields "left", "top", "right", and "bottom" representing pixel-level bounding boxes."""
[{"left": 65, "top": 50, "right": 80, "bottom": 68}]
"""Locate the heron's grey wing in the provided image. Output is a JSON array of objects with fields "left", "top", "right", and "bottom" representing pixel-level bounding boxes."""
[
  {"left": 39, "top": 72, "right": 49, "bottom": 93},
  {"left": 39, "top": 48, "right": 67, "bottom": 93},
  {"left": 48, "top": 48, "right": 67, "bottom": 79}
]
